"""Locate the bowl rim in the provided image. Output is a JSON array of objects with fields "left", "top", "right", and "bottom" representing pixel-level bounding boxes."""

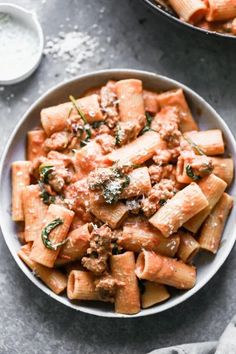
[
  {"left": 140, "top": 0, "right": 236, "bottom": 41},
  {"left": 0, "top": 3, "right": 44, "bottom": 85},
  {"left": 0, "top": 68, "right": 235, "bottom": 318}
]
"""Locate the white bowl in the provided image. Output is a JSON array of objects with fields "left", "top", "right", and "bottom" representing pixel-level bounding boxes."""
[
  {"left": 0, "top": 3, "right": 44, "bottom": 85},
  {"left": 0, "top": 69, "right": 235, "bottom": 317}
]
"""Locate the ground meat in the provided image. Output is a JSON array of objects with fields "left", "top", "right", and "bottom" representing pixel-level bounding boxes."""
[
  {"left": 43, "top": 131, "right": 72, "bottom": 152},
  {"left": 142, "top": 179, "right": 177, "bottom": 217},
  {"left": 95, "top": 274, "right": 123, "bottom": 300},
  {"left": 152, "top": 149, "right": 172, "bottom": 165},
  {"left": 152, "top": 107, "right": 181, "bottom": 149},
  {"left": 87, "top": 167, "right": 129, "bottom": 204},
  {"left": 153, "top": 146, "right": 181, "bottom": 165},
  {"left": 81, "top": 225, "right": 114, "bottom": 275},
  {"left": 100, "top": 86, "right": 120, "bottom": 128},
  {"left": 95, "top": 133, "right": 116, "bottom": 154},
  {"left": 159, "top": 120, "right": 181, "bottom": 148},
  {"left": 148, "top": 164, "right": 175, "bottom": 184},
  {"left": 115, "top": 120, "right": 140, "bottom": 146},
  {"left": 47, "top": 165, "right": 72, "bottom": 193},
  {"left": 30, "top": 156, "right": 48, "bottom": 179}
]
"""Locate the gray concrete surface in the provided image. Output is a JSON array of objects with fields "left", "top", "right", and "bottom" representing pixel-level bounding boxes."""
[{"left": 0, "top": 0, "right": 236, "bottom": 353}]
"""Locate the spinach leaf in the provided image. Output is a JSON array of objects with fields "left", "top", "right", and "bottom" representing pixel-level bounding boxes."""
[
  {"left": 41, "top": 218, "right": 66, "bottom": 250},
  {"left": 140, "top": 112, "right": 155, "bottom": 135},
  {"left": 186, "top": 164, "right": 201, "bottom": 181},
  {"left": 39, "top": 165, "right": 54, "bottom": 184}
]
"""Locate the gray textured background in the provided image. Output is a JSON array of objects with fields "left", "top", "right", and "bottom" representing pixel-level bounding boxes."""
[{"left": 0, "top": 0, "right": 236, "bottom": 353}]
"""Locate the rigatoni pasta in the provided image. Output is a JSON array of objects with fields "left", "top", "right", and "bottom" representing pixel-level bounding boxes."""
[
  {"left": 183, "top": 174, "right": 227, "bottom": 233},
  {"left": 184, "top": 129, "right": 225, "bottom": 156},
  {"left": 168, "top": 0, "right": 207, "bottom": 24},
  {"left": 27, "top": 130, "right": 46, "bottom": 161},
  {"left": 211, "top": 157, "right": 234, "bottom": 185},
  {"left": 30, "top": 204, "right": 74, "bottom": 267},
  {"left": 12, "top": 161, "right": 31, "bottom": 221},
  {"left": 18, "top": 244, "right": 67, "bottom": 294},
  {"left": 141, "top": 282, "right": 170, "bottom": 309},
  {"left": 111, "top": 252, "right": 140, "bottom": 314},
  {"left": 199, "top": 193, "right": 234, "bottom": 254},
  {"left": 22, "top": 184, "right": 48, "bottom": 242},
  {"left": 177, "top": 231, "right": 200, "bottom": 263},
  {"left": 135, "top": 250, "right": 196, "bottom": 289},
  {"left": 11, "top": 78, "right": 234, "bottom": 315},
  {"left": 156, "top": 0, "right": 236, "bottom": 36},
  {"left": 149, "top": 182, "right": 209, "bottom": 237}
]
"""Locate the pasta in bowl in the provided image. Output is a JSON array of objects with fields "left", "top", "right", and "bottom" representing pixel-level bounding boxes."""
[
  {"left": 142, "top": 0, "right": 236, "bottom": 38},
  {"left": 0, "top": 69, "right": 235, "bottom": 317}
]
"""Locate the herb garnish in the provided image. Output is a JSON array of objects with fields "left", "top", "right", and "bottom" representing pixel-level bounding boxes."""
[
  {"left": 41, "top": 218, "right": 66, "bottom": 250},
  {"left": 38, "top": 181, "right": 56, "bottom": 205},
  {"left": 159, "top": 199, "right": 167, "bottom": 206},
  {"left": 115, "top": 124, "right": 124, "bottom": 146},
  {"left": 38, "top": 166, "right": 56, "bottom": 205},
  {"left": 186, "top": 164, "right": 201, "bottom": 181},
  {"left": 140, "top": 112, "right": 154, "bottom": 135},
  {"left": 89, "top": 167, "right": 130, "bottom": 204},
  {"left": 39, "top": 165, "right": 54, "bottom": 184},
  {"left": 103, "top": 169, "right": 130, "bottom": 204},
  {"left": 183, "top": 136, "right": 205, "bottom": 156},
  {"left": 112, "top": 243, "right": 123, "bottom": 255},
  {"left": 69, "top": 95, "right": 92, "bottom": 147}
]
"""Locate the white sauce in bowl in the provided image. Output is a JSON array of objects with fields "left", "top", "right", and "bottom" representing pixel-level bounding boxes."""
[{"left": 0, "top": 12, "right": 41, "bottom": 82}]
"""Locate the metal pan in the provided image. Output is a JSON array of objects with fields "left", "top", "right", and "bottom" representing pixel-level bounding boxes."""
[{"left": 141, "top": 0, "right": 236, "bottom": 41}]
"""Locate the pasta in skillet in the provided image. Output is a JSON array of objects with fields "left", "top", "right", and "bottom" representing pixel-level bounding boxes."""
[
  {"left": 12, "top": 78, "right": 234, "bottom": 315},
  {"left": 156, "top": 0, "right": 236, "bottom": 36}
]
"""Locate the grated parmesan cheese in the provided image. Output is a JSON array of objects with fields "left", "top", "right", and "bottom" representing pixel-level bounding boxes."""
[{"left": 44, "top": 30, "right": 99, "bottom": 76}]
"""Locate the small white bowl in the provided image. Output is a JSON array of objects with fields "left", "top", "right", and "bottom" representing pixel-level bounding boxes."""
[
  {"left": 0, "top": 69, "right": 235, "bottom": 317},
  {"left": 0, "top": 3, "right": 44, "bottom": 85}
]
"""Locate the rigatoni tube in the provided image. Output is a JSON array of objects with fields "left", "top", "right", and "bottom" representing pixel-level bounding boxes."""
[
  {"left": 120, "top": 167, "right": 151, "bottom": 199},
  {"left": 18, "top": 244, "right": 67, "bottom": 294},
  {"left": 184, "top": 174, "right": 227, "bottom": 233},
  {"left": 199, "top": 193, "right": 234, "bottom": 254},
  {"left": 149, "top": 182, "right": 208, "bottom": 237},
  {"left": 90, "top": 201, "right": 128, "bottom": 229},
  {"left": 184, "top": 130, "right": 224, "bottom": 156},
  {"left": 206, "top": 0, "right": 236, "bottom": 22},
  {"left": 30, "top": 204, "right": 74, "bottom": 268},
  {"left": 106, "top": 131, "right": 165, "bottom": 166},
  {"left": 156, "top": 88, "right": 198, "bottom": 132},
  {"left": 211, "top": 157, "right": 234, "bottom": 186},
  {"left": 27, "top": 130, "right": 46, "bottom": 161},
  {"left": 119, "top": 222, "right": 180, "bottom": 257},
  {"left": 41, "top": 94, "right": 104, "bottom": 136},
  {"left": 22, "top": 185, "right": 48, "bottom": 242},
  {"left": 135, "top": 250, "right": 196, "bottom": 289},
  {"left": 12, "top": 161, "right": 31, "bottom": 221},
  {"left": 111, "top": 251, "right": 140, "bottom": 315},
  {"left": 177, "top": 231, "right": 200, "bottom": 263},
  {"left": 115, "top": 79, "right": 145, "bottom": 125},
  {"left": 67, "top": 271, "right": 100, "bottom": 301},
  {"left": 56, "top": 223, "right": 91, "bottom": 266},
  {"left": 141, "top": 282, "right": 170, "bottom": 309}
]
